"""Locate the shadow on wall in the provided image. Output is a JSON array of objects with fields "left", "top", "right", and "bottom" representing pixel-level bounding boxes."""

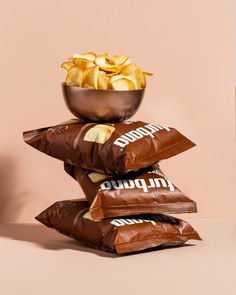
[{"left": 0, "top": 155, "right": 27, "bottom": 222}]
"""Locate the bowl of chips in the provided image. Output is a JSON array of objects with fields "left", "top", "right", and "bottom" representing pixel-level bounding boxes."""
[{"left": 61, "top": 52, "right": 152, "bottom": 122}]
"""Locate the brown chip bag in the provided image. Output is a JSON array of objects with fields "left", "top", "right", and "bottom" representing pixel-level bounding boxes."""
[
  {"left": 64, "top": 163, "right": 197, "bottom": 220},
  {"left": 35, "top": 199, "right": 201, "bottom": 254},
  {"left": 23, "top": 119, "right": 195, "bottom": 175}
]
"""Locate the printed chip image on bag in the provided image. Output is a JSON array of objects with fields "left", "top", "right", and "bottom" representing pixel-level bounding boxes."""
[
  {"left": 35, "top": 199, "right": 201, "bottom": 254},
  {"left": 23, "top": 119, "right": 195, "bottom": 175},
  {"left": 64, "top": 163, "right": 197, "bottom": 220}
]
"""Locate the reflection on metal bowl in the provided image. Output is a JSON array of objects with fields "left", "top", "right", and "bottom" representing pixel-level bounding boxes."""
[{"left": 62, "top": 83, "right": 145, "bottom": 123}]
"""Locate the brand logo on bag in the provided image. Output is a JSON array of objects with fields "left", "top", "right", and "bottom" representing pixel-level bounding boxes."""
[
  {"left": 100, "top": 177, "right": 175, "bottom": 192},
  {"left": 113, "top": 124, "right": 170, "bottom": 148},
  {"left": 111, "top": 218, "right": 156, "bottom": 227}
]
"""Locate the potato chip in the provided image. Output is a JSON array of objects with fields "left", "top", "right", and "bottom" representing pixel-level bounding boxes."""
[
  {"left": 83, "top": 83, "right": 94, "bottom": 89},
  {"left": 73, "top": 52, "right": 96, "bottom": 62},
  {"left": 105, "top": 56, "right": 115, "bottom": 65},
  {"left": 61, "top": 51, "right": 152, "bottom": 90},
  {"left": 109, "top": 75, "right": 136, "bottom": 90},
  {"left": 120, "top": 63, "right": 145, "bottom": 89},
  {"left": 82, "top": 65, "right": 99, "bottom": 89},
  {"left": 95, "top": 54, "right": 128, "bottom": 73},
  {"left": 105, "top": 55, "right": 131, "bottom": 66},
  {"left": 113, "top": 55, "right": 130, "bottom": 65},
  {"left": 105, "top": 58, "right": 132, "bottom": 77},
  {"left": 73, "top": 58, "right": 95, "bottom": 70},
  {"left": 98, "top": 71, "right": 109, "bottom": 90},
  {"left": 143, "top": 71, "right": 153, "bottom": 76},
  {"left": 106, "top": 72, "right": 120, "bottom": 77},
  {"left": 61, "top": 62, "right": 74, "bottom": 71},
  {"left": 66, "top": 65, "right": 83, "bottom": 87},
  {"left": 140, "top": 69, "right": 146, "bottom": 88}
]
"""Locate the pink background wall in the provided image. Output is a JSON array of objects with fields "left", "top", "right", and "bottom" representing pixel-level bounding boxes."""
[{"left": 0, "top": 0, "right": 235, "bottom": 222}]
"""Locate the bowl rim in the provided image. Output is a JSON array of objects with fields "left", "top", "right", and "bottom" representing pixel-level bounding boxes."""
[{"left": 62, "top": 82, "right": 145, "bottom": 93}]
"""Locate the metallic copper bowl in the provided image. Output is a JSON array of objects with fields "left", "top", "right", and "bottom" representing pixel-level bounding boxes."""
[{"left": 62, "top": 83, "right": 145, "bottom": 122}]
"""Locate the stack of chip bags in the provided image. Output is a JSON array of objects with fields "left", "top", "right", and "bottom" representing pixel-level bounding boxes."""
[{"left": 23, "top": 52, "right": 201, "bottom": 254}]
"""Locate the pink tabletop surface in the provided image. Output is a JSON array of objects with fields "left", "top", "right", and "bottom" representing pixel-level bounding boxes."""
[{"left": 0, "top": 219, "right": 235, "bottom": 295}]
